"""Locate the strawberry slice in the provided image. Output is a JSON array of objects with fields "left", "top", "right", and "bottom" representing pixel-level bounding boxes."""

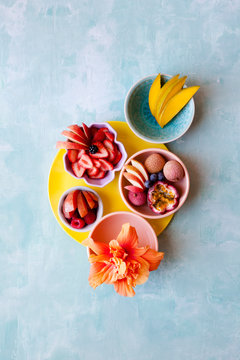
[
  {"left": 92, "top": 159, "right": 101, "bottom": 168},
  {"left": 103, "top": 139, "right": 115, "bottom": 152},
  {"left": 99, "top": 159, "right": 114, "bottom": 171},
  {"left": 87, "top": 167, "right": 99, "bottom": 177},
  {"left": 67, "top": 124, "right": 87, "bottom": 141},
  {"left": 56, "top": 141, "right": 88, "bottom": 151},
  {"left": 61, "top": 130, "right": 89, "bottom": 147},
  {"left": 87, "top": 191, "right": 98, "bottom": 202},
  {"left": 78, "top": 154, "right": 93, "bottom": 169},
  {"left": 88, "top": 170, "right": 105, "bottom": 179},
  {"left": 98, "top": 127, "right": 109, "bottom": 133},
  {"left": 82, "top": 123, "right": 92, "bottom": 140},
  {"left": 90, "top": 126, "right": 98, "bottom": 138},
  {"left": 77, "top": 149, "right": 86, "bottom": 159},
  {"left": 67, "top": 149, "right": 78, "bottom": 163},
  {"left": 90, "top": 142, "right": 108, "bottom": 158},
  {"left": 92, "top": 130, "right": 105, "bottom": 142},
  {"left": 105, "top": 131, "right": 114, "bottom": 142},
  {"left": 107, "top": 148, "right": 117, "bottom": 163},
  {"left": 112, "top": 150, "right": 122, "bottom": 165},
  {"left": 72, "top": 162, "right": 86, "bottom": 178}
]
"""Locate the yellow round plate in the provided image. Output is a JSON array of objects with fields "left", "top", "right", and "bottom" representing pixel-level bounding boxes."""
[{"left": 48, "top": 121, "right": 173, "bottom": 244}]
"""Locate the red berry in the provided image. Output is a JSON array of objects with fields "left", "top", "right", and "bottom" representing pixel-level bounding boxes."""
[
  {"left": 112, "top": 150, "right": 122, "bottom": 165},
  {"left": 87, "top": 166, "right": 99, "bottom": 177},
  {"left": 77, "top": 149, "right": 86, "bottom": 159},
  {"left": 71, "top": 210, "right": 80, "bottom": 219},
  {"left": 84, "top": 211, "right": 96, "bottom": 225},
  {"left": 89, "top": 142, "right": 108, "bottom": 158},
  {"left": 67, "top": 149, "right": 78, "bottom": 163},
  {"left": 82, "top": 123, "right": 91, "bottom": 140},
  {"left": 78, "top": 153, "right": 93, "bottom": 169},
  {"left": 70, "top": 218, "right": 85, "bottom": 229},
  {"left": 99, "top": 159, "right": 114, "bottom": 171},
  {"left": 103, "top": 139, "right": 115, "bottom": 152},
  {"left": 104, "top": 131, "right": 114, "bottom": 142},
  {"left": 72, "top": 162, "right": 85, "bottom": 178},
  {"left": 90, "top": 126, "right": 98, "bottom": 137},
  {"left": 92, "top": 130, "right": 105, "bottom": 142}
]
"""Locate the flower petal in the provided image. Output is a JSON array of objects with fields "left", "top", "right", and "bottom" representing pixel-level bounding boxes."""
[
  {"left": 88, "top": 253, "right": 110, "bottom": 264},
  {"left": 88, "top": 262, "right": 108, "bottom": 289},
  {"left": 114, "top": 279, "right": 135, "bottom": 297},
  {"left": 116, "top": 223, "right": 138, "bottom": 250},
  {"left": 135, "top": 257, "right": 150, "bottom": 285},
  {"left": 82, "top": 238, "right": 110, "bottom": 256},
  {"left": 128, "top": 246, "right": 149, "bottom": 259},
  {"left": 141, "top": 249, "right": 164, "bottom": 271}
]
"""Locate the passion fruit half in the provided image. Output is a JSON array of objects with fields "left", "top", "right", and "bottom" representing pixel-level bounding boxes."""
[{"left": 147, "top": 181, "right": 179, "bottom": 214}]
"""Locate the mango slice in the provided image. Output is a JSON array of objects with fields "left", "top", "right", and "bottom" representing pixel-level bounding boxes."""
[
  {"left": 157, "top": 86, "right": 200, "bottom": 128},
  {"left": 148, "top": 74, "right": 161, "bottom": 115},
  {"left": 156, "top": 76, "right": 187, "bottom": 119},
  {"left": 152, "top": 74, "right": 179, "bottom": 117}
]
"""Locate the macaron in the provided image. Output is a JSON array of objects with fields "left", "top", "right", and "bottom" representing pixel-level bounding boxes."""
[
  {"left": 144, "top": 153, "right": 166, "bottom": 174},
  {"left": 163, "top": 160, "right": 184, "bottom": 182}
]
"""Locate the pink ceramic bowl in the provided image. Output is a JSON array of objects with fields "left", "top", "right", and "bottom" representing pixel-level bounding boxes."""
[
  {"left": 119, "top": 148, "right": 190, "bottom": 219},
  {"left": 87, "top": 211, "right": 158, "bottom": 255},
  {"left": 64, "top": 123, "right": 127, "bottom": 187}
]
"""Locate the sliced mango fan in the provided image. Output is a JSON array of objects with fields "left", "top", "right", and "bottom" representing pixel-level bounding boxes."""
[
  {"left": 149, "top": 73, "right": 200, "bottom": 128},
  {"left": 83, "top": 223, "right": 164, "bottom": 297}
]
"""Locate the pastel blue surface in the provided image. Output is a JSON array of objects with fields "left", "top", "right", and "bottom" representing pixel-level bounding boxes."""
[
  {"left": 0, "top": 1, "right": 240, "bottom": 359},
  {"left": 125, "top": 75, "right": 195, "bottom": 143}
]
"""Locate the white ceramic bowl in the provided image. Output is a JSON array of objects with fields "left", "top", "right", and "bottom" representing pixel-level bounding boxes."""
[{"left": 58, "top": 186, "right": 103, "bottom": 232}]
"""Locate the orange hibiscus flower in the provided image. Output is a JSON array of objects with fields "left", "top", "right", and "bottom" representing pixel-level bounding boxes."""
[{"left": 83, "top": 223, "right": 164, "bottom": 297}]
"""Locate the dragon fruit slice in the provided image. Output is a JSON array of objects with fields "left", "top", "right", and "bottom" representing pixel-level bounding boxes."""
[{"left": 147, "top": 181, "right": 179, "bottom": 214}]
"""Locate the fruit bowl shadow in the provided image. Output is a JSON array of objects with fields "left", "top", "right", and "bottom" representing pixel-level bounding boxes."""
[
  {"left": 58, "top": 186, "right": 103, "bottom": 232},
  {"left": 119, "top": 149, "right": 190, "bottom": 219},
  {"left": 64, "top": 123, "right": 127, "bottom": 187}
]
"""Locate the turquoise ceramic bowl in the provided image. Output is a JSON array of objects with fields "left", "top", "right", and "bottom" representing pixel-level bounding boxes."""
[{"left": 124, "top": 74, "right": 195, "bottom": 144}]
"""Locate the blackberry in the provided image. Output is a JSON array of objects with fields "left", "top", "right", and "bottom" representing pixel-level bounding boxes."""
[{"left": 89, "top": 145, "right": 98, "bottom": 154}]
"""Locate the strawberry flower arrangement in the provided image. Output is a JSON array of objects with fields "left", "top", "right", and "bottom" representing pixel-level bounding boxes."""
[
  {"left": 83, "top": 223, "right": 164, "bottom": 297},
  {"left": 56, "top": 122, "right": 123, "bottom": 180}
]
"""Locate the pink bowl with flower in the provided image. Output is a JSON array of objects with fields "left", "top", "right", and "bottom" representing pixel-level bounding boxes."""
[{"left": 87, "top": 211, "right": 158, "bottom": 256}]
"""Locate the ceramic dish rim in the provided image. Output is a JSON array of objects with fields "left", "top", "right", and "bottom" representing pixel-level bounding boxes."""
[
  {"left": 58, "top": 186, "right": 103, "bottom": 232},
  {"left": 124, "top": 73, "right": 195, "bottom": 144},
  {"left": 119, "top": 148, "right": 190, "bottom": 219},
  {"left": 87, "top": 210, "right": 159, "bottom": 256}
]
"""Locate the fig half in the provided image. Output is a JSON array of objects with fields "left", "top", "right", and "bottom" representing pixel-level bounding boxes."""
[{"left": 147, "top": 181, "right": 179, "bottom": 214}]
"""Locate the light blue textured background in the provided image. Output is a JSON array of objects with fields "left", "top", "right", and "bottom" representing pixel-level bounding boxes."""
[{"left": 0, "top": 1, "right": 240, "bottom": 359}]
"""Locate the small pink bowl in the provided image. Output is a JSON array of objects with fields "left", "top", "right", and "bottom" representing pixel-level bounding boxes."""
[
  {"left": 64, "top": 123, "right": 127, "bottom": 187},
  {"left": 119, "top": 149, "right": 190, "bottom": 219},
  {"left": 87, "top": 211, "right": 158, "bottom": 256}
]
